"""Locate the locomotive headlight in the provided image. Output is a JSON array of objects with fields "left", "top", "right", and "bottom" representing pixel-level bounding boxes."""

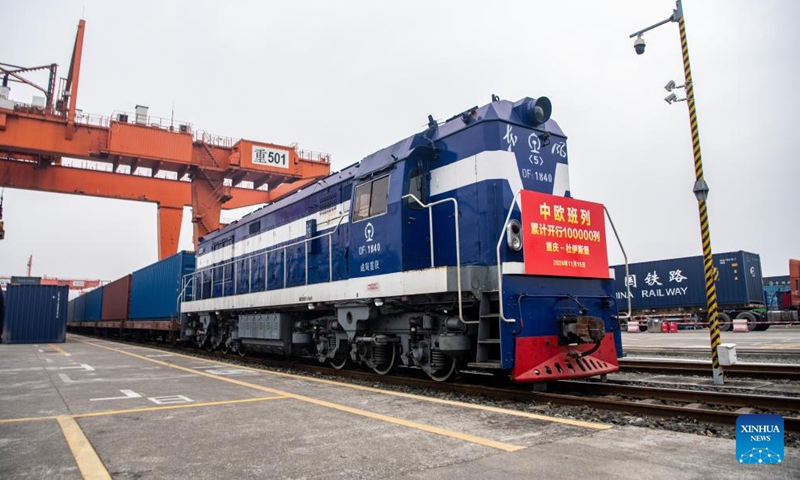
[
  {"left": 506, "top": 220, "right": 523, "bottom": 251},
  {"left": 515, "top": 97, "right": 552, "bottom": 126}
]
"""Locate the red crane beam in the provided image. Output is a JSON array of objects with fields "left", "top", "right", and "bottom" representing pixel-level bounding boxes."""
[
  {"left": 0, "top": 20, "right": 330, "bottom": 259},
  {"left": 0, "top": 159, "right": 318, "bottom": 258}
]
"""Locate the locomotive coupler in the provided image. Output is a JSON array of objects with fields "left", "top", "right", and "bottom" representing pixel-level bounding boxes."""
[{"left": 558, "top": 315, "right": 605, "bottom": 344}]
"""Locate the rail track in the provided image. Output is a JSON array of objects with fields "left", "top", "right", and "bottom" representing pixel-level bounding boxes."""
[
  {"left": 106, "top": 337, "right": 799, "bottom": 433},
  {"left": 618, "top": 358, "right": 800, "bottom": 380}
]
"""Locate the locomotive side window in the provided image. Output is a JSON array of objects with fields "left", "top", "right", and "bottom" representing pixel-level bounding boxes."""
[
  {"left": 371, "top": 176, "right": 389, "bottom": 215},
  {"left": 353, "top": 175, "right": 389, "bottom": 222},
  {"left": 249, "top": 220, "right": 261, "bottom": 235},
  {"left": 406, "top": 167, "right": 425, "bottom": 209},
  {"left": 212, "top": 237, "right": 234, "bottom": 281}
]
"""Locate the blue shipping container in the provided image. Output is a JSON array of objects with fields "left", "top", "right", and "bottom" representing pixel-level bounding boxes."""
[
  {"left": 130, "top": 251, "right": 196, "bottom": 320},
  {"left": 83, "top": 287, "right": 104, "bottom": 322},
  {"left": 2, "top": 285, "right": 69, "bottom": 344},
  {"left": 0, "top": 289, "right": 5, "bottom": 334},
  {"left": 73, "top": 295, "right": 87, "bottom": 322},
  {"left": 612, "top": 251, "right": 764, "bottom": 311}
]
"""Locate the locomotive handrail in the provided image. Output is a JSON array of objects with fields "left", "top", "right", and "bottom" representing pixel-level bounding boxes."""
[
  {"left": 401, "top": 194, "right": 473, "bottom": 325},
  {"left": 496, "top": 191, "right": 521, "bottom": 323},
  {"left": 183, "top": 214, "right": 347, "bottom": 302},
  {"left": 603, "top": 205, "right": 631, "bottom": 320},
  {"left": 175, "top": 273, "right": 188, "bottom": 312},
  {"left": 177, "top": 275, "right": 193, "bottom": 309}
]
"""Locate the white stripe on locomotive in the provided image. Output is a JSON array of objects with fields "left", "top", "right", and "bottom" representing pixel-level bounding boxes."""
[
  {"left": 197, "top": 200, "right": 351, "bottom": 269},
  {"left": 182, "top": 268, "right": 451, "bottom": 313},
  {"left": 196, "top": 150, "right": 571, "bottom": 270}
]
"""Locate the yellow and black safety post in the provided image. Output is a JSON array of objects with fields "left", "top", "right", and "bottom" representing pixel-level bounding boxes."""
[{"left": 630, "top": 0, "right": 723, "bottom": 384}]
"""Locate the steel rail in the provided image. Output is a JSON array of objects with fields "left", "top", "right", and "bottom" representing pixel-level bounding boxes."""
[
  {"left": 623, "top": 346, "right": 800, "bottom": 359},
  {"left": 619, "top": 358, "right": 800, "bottom": 380},
  {"left": 557, "top": 380, "right": 800, "bottom": 412}
]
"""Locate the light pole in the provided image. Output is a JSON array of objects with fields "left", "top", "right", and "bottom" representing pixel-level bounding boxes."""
[{"left": 630, "top": 0, "right": 724, "bottom": 385}]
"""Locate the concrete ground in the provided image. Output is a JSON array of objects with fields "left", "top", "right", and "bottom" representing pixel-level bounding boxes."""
[
  {"left": 0, "top": 335, "right": 797, "bottom": 479},
  {"left": 622, "top": 325, "right": 800, "bottom": 350}
]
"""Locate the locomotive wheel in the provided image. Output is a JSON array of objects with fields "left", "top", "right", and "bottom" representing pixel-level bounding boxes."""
[
  {"left": 220, "top": 342, "right": 231, "bottom": 355},
  {"left": 329, "top": 340, "right": 350, "bottom": 370},
  {"left": 329, "top": 354, "right": 349, "bottom": 370},
  {"left": 372, "top": 344, "right": 397, "bottom": 375},
  {"left": 427, "top": 357, "right": 457, "bottom": 382},
  {"left": 236, "top": 343, "right": 247, "bottom": 357},
  {"left": 205, "top": 340, "right": 215, "bottom": 352}
]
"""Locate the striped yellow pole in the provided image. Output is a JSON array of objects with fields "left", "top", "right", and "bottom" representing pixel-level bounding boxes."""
[{"left": 677, "top": 8, "right": 724, "bottom": 384}]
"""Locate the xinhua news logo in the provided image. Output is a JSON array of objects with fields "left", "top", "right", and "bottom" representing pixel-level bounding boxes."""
[{"left": 736, "top": 414, "right": 784, "bottom": 464}]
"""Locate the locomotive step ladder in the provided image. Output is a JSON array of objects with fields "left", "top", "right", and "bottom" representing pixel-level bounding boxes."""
[{"left": 468, "top": 290, "right": 503, "bottom": 369}]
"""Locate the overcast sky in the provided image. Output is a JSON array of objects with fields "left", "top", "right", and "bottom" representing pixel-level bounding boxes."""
[{"left": 1, "top": 0, "right": 798, "bottom": 282}]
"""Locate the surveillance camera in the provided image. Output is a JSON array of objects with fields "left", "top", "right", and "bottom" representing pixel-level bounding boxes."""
[
  {"left": 664, "top": 80, "right": 676, "bottom": 92},
  {"left": 633, "top": 35, "right": 646, "bottom": 55}
]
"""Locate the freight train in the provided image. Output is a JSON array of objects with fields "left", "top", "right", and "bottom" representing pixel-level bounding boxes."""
[
  {"left": 612, "top": 255, "right": 800, "bottom": 331},
  {"left": 67, "top": 252, "right": 194, "bottom": 340},
  {"left": 176, "top": 95, "right": 624, "bottom": 382},
  {"left": 68, "top": 95, "right": 625, "bottom": 383}
]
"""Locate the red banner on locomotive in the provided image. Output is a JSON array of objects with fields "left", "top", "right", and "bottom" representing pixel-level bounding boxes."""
[{"left": 520, "top": 190, "right": 609, "bottom": 279}]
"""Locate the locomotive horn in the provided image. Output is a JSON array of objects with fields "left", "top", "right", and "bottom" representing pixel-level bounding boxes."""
[{"left": 517, "top": 97, "right": 552, "bottom": 127}]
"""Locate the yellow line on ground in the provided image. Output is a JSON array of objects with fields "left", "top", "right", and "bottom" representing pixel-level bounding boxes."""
[
  {"left": 296, "top": 395, "right": 524, "bottom": 452},
  {"left": 85, "top": 341, "right": 528, "bottom": 452},
  {"left": 0, "top": 414, "right": 59, "bottom": 425},
  {"left": 262, "top": 368, "right": 611, "bottom": 430},
  {"left": 103, "top": 340, "right": 612, "bottom": 430},
  {"left": 73, "top": 396, "right": 288, "bottom": 419},
  {"left": 49, "top": 344, "right": 70, "bottom": 356},
  {"left": 83, "top": 338, "right": 612, "bottom": 429},
  {"left": 56, "top": 415, "right": 111, "bottom": 480}
]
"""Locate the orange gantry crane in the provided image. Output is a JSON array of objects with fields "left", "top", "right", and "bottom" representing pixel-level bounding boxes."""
[
  {"left": 40, "top": 277, "right": 104, "bottom": 290},
  {"left": 0, "top": 276, "right": 104, "bottom": 292},
  {"left": 0, "top": 255, "right": 104, "bottom": 291},
  {"left": 0, "top": 20, "right": 330, "bottom": 259}
]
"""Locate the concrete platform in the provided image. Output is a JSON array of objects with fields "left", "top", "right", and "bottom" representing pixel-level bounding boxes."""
[
  {"left": 1, "top": 335, "right": 798, "bottom": 479},
  {"left": 622, "top": 326, "right": 800, "bottom": 351}
]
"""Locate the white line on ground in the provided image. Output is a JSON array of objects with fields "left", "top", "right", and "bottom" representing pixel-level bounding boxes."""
[{"left": 90, "top": 390, "right": 143, "bottom": 402}]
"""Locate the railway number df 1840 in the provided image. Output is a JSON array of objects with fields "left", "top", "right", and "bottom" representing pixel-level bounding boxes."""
[
  {"left": 521, "top": 169, "right": 553, "bottom": 184},
  {"left": 359, "top": 243, "right": 381, "bottom": 255}
]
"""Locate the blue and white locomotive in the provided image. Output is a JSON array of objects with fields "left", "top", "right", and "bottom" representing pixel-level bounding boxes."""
[{"left": 180, "top": 95, "right": 623, "bottom": 382}]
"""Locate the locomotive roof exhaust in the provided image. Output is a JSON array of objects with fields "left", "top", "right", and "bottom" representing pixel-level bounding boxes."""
[{"left": 516, "top": 96, "right": 552, "bottom": 127}]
